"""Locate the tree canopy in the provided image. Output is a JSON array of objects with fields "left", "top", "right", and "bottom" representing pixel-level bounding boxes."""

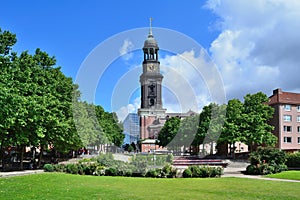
[
  {"left": 0, "top": 28, "right": 124, "bottom": 169},
  {"left": 158, "top": 93, "right": 277, "bottom": 155}
]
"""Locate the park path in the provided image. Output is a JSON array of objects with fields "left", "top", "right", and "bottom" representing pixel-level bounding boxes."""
[{"left": 223, "top": 160, "right": 300, "bottom": 183}]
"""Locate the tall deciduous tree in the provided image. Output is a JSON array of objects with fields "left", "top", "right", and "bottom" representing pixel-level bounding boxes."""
[
  {"left": 219, "top": 99, "right": 244, "bottom": 154},
  {"left": 0, "top": 28, "right": 82, "bottom": 169},
  {"left": 158, "top": 117, "right": 181, "bottom": 152},
  {"left": 177, "top": 115, "right": 200, "bottom": 152},
  {"left": 240, "top": 92, "right": 277, "bottom": 152},
  {"left": 198, "top": 103, "right": 226, "bottom": 154}
]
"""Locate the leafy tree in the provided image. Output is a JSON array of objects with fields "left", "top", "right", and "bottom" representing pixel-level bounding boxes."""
[
  {"left": 198, "top": 103, "right": 226, "bottom": 155},
  {"left": 158, "top": 117, "right": 181, "bottom": 152},
  {"left": 240, "top": 92, "right": 277, "bottom": 151},
  {"left": 73, "top": 102, "right": 106, "bottom": 149},
  {"left": 177, "top": 115, "right": 200, "bottom": 153},
  {"left": 96, "top": 106, "right": 124, "bottom": 148},
  {"left": 0, "top": 28, "right": 82, "bottom": 169},
  {"left": 219, "top": 99, "right": 244, "bottom": 154}
]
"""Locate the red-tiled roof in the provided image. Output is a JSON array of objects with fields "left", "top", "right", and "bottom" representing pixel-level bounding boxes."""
[{"left": 269, "top": 89, "right": 300, "bottom": 105}]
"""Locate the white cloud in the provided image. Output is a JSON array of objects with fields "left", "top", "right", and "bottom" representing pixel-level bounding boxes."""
[
  {"left": 119, "top": 39, "right": 134, "bottom": 61},
  {"left": 206, "top": 0, "right": 300, "bottom": 99},
  {"left": 115, "top": 49, "right": 224, "bottom": 119},
  {"left": 160, "top": 49, "right": 225, "bottom": 113},
  {"left": 116, "top": 97, "right": 140, "bottom": 122}
]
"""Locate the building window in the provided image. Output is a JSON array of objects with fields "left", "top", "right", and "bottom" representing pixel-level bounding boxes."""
[
  {"left": 284, "top": 104, "right": 291, "bottom": 111},
  {"left": 298, "top": 137, "right": 300, "bottom": 144},
  {"left": 283, "top": 115, "right": 292, "bottom": 122},
  {"left": 283, "top": 137, "right": 292, "bottom": 143},
  {"left": 298, "top": 126, "right": 300, "bottom": 133},
  {"left": 298, "top": 105, "right": 300, "bottom": 112},
  {"left": 283, "top": 126, "right": 292, "bottom": 132},
  {"left": 298, "top": 116, "right": 300, "bottom": 122}
]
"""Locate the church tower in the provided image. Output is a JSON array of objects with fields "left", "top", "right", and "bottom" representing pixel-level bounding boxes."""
[{"left": 138, "top": 19, "right": 166, "bottom": 150}]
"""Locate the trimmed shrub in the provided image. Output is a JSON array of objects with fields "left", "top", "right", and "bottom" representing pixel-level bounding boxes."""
[
  {"left": 105, "top": 167, "right": 118, "bottom": 176},
  {"left": 125, "top": 169, "right": 133, "bottom": 177},
  {"left": 43, "top": 164, "right": 54, "bottom": 172},
  {"left": 247, "top": 147, "right": 288, "bottom": 175},
  {"left": 66, "top": 164, "right": 80, "bottom": 174},
  {"left": 249, "top": 147, "right": 286, "bottom": 166},
  {"left": 94, "top": 166, "right": 105, "bottom": 176},
  {"left": 145, "top": 168, "right": 161, "bottom": 178},
  {"left": 82, "top": 163, "right": 97, "bottom": 175},
  {"left": 246, "top": 165, "right": 258, "bottom": 175},
  {"left": 183, "top": 165, "right": 223, "bottom": 178},
  {"left": 286, "top": 152, "right": 300, "bottom": 168},
  {"left": 189, "top": 165, "right": 202, "bottom": 177},
  {"left": 53, "top": 164, "right": 65, "bottom": 172},
  {"left": 182, "top": 168, "right": 192, "bottom": 178},
  {"left": 210, "top": 166, "right": 223, "bottom": 178},
  {"left": 96, "top": 153, "right": 115, "bottom": 167}
]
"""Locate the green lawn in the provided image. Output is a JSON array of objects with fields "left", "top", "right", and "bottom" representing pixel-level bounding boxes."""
[
  {"left": 0, "top": 173, "right": 299, "bottom": 200},
  {"left": 266, "top": 170, "right": 300, "bottom": 180}
]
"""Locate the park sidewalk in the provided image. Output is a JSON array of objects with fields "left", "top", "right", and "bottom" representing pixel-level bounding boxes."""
[
  {"left": 0, "top": 169, "right": 44, "bottom": 178},
  {"left": 223, "top": 160, "right": 300, "bottom": 183}
]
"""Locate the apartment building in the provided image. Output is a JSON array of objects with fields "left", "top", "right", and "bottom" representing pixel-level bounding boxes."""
[{"left": 268, "top": 88, "right": 300, "bottom": 152}]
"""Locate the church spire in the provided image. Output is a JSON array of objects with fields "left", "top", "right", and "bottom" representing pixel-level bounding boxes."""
[{"left": 149, "top": 17, "right": 153, "bottom": 36}]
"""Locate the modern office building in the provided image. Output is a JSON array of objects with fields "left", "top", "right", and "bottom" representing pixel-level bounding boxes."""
[
  {"left": 123, "top": 113, "right": 140, "bottom": 145},
  {"left": 268, "top": 88, "right": 300, "bottom": 152}
]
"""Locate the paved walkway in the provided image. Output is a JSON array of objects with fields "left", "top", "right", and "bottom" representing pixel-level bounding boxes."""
[
  {"left": 223, "top": 161, "right": 300, "bottom": 183},
  {"left": 0, "top": 169, "right": 44, "bottom": 178}
]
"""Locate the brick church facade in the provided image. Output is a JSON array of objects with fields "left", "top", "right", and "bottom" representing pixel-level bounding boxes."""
[{"left": 138, "top": 22, "right": 195, "bottom": 152}]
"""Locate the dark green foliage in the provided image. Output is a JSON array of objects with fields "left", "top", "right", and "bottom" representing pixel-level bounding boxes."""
[
  {"left": 145, "top": 168, "right": 161, "bottom": 178},
  {"left": 182, "top": 168, "right": 192, "bottom": 178},
  {"left": 43, "top": 164, "right": 54, "bottom": 172},
  {"left": 249, "top": 147, "right": 286, "bottom": 166},
  {"left": 246, "top": 165, "right": 258, "bottom": 175},
  {"left": 286, "top": 152, "right": 300, "bottom": 168},
  {"left": 241, "top": 93, "right": 277, "bottom": 151},
  {"left": 158, "top": 117, "right": 181, "bottom": 149},
  {"left": 246, "top": 147, "right": 288, "bottom": 175},
  {"left": 105, "top": 167, "right": 118, "bottom": 176},
  {"left": 53, "top": 164, "right": 66, "bottom": 172},
  {"left": 144, "top": 164, "right": 177, "bottom": 178},
  {"left": 82, "top": 163, "right": 98, "bottom": 175},
  {"left": 94, "top": 165, "right": 105, "bottom": 176},
  {"left": 182, "top": 165, "right": 223, "bottom": 178},
  {"left": 161, "top": 163, "right": 178, "bottom": 178},
  {"left": 66, "top": 164, "right": 83, "bottom": 175}
]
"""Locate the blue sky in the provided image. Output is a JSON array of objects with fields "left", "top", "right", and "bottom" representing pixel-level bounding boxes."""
[{"left": 1, "top": 0, "right": 300, "bottom": 121}]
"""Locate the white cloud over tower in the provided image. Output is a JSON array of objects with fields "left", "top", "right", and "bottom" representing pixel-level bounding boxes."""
[{"left": 205, "top": 0, "right": 300, "bottom": 99}]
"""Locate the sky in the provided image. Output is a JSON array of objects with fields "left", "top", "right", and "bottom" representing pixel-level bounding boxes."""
[{"left": 1, "top": 0, "right": 300, "bottom": 121}]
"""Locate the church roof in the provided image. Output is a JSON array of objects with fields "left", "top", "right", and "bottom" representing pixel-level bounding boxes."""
[
  {"left": 144, "top": 34, "right": 158, "bottom": 48},
  {"left": 143, "top": 17, "right": 158, "bottom": 49}
]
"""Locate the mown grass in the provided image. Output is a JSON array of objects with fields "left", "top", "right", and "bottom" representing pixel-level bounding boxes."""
[
  {"left": 266, "top": 170, "right": 300, "bottom": 180},
  {"left": 0, "top": 173, "right": 299, "bottom": 200}
]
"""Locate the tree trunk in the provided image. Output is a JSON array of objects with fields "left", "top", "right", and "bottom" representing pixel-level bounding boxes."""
[
  {"left": 1, "top": 140, "right": 4, "bottom": 172},
  {"left": 210, "top": 141, "right": 214, "bottom": 155},
  {"left": 38, "top": 145, "right": 43, "bottom": 168},
  {"left": 19, "top": 146, "right": 24, "bottom": 170}
]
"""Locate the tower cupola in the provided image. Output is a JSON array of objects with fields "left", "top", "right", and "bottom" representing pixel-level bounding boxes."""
[{"left": 143, "top": 18, "right": 159, "bottom": 61}]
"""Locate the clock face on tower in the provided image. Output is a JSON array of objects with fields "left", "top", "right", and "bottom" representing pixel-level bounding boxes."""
[{"left": 147, "top": 64, "right": 156, "bottom": 72}]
